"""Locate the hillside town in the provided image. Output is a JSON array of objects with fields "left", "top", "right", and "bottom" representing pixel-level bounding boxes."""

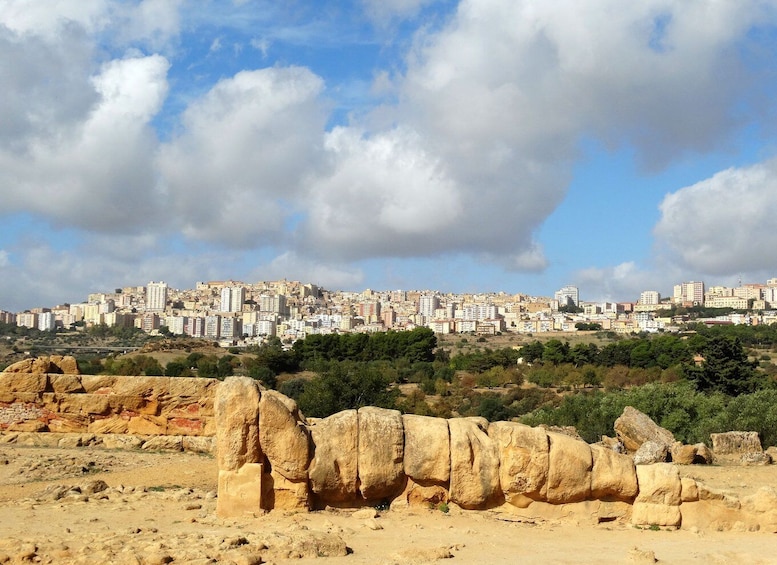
[{"left": 4, "top": 278, "right": 777, "bottom": 347}]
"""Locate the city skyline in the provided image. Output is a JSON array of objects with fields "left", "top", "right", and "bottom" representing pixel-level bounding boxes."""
[{"left": 2, "top": 2, "right": 777, "bottom": 312}]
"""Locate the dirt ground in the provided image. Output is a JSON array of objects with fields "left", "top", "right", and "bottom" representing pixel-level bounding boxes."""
[{"left": 0, "top": 444, "right": 776, "bottom": 564}]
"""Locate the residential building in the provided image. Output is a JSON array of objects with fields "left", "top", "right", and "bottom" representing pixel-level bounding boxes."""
[
  {"left": 555, "top": 285, "right": 579, "bottom": 308},
  {"left": 146, "top": 281, "right": 168, "bottom": 312}
]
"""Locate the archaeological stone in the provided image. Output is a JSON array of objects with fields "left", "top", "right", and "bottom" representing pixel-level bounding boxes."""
[
  {"left": 214, "top": 377, "right": 262, "bottom": 471},
  {"left": 489, "top": 421, "right": 549, "bottom": 506},
  {"left": 357, "top": 407, "right": 405, "bottom": 501},
  {"left": 710, "top": 431, "right": 762, "bottom": 455},
  {"left": 448, "top": 418, "right": 501, "bottom": 509},
  {"left": 308, "top": 409, "right": 359, "bottom": 505},
  {"left": 402, "top": 414, "right": 450, "bottom": 484},
  {"left": 614, "top": 406, "right": 674, "bottom": 453},
  {"left": 259, "top": 391, "right": 310, "bottom": 481}
]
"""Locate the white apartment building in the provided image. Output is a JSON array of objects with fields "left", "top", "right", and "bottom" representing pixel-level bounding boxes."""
[
  {"left": 146, "top": 281, "right": 168, "bottom": 312},
  {"left": 555, "top": 285, "right": 579, "bottom": 308},
  {"left": 220, "top": 286, "right": 246, "bottom": 313},
  {"left": 638, "top": 291, "right": 660, "bottom": 305},
  {"left": 37, "top": 312, "right": 55, "bottom": 331},
  {"left": 673, "top": 281, "right": 704, "bottom": 305},
  {"left": 418, "top": 295, "right": 440, "bottom": 320}
]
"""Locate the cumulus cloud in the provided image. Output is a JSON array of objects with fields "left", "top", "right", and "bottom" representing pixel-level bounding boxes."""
[
  {"left": 655, "top": 158, "right": 777, "bottom": 275},
  {"left": 0, "top": 53, "right": 169, "bottom": 231},
  {"left": 255, "top": 252, "right": 365, "bottom": 290},
  {"left": 158, "top": 66, "right": 328, "bottom": 247}
]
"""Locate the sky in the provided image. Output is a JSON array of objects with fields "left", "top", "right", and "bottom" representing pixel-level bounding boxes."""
[{"left": 2, "top": 0, "right": 777, "bottom": 312}]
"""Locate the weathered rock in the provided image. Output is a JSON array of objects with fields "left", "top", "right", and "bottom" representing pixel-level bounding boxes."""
[
  {"left": 635, "top": 463, "right": 681, "bottom": 506},
  {"left": 590, "top": 444, "right": 638, "bottom": 502},
  {"left": 214, "top": 377, "right": 262, "bottom": 472},
  {"left": 680, "top": 477, "right": 699, "bottom": 502},
  {"left": 47, "top": 414, "right": 89, "bottom": 433},
  {"left": 403, "top": 414, "right": 450, "bottom": 483},
  {"left": 632, "top": 463, "right": 682, "bottom": 528},
  {"left": 670, "top": 442, "right": 698, "bottom": 465},
  {"left": 614, "top": 406, "right": 674, "bottom": 453},
  {"left": 488, "top": 421, "right": 549, "bottom": 506},
  {"left": 127, "top": 415, "right": 167, "bottom": 435},
  {"left": 765, "top": 446, "right": 777, "bottom": 461},
  {"left": 711, "top": 431, "right": 762, "bottom": 455},
  {"left": 741, "top": 452, "right": 772, "bottom": 466},
  {"left": 358, "top": 407, "right": 405, "bottom": 501},
  {"left": 546, "top": 431, "right": 592, "bottom": 504},
  {"left": 50, "top": 356, "right": 80, "bottom": 375},
  {"left": 142, "top": 436, "right": 184, "bottom": 451},
  {"left": 633, "top": 440, "right": 669, "bottom": 465},
  {"left": 448, "top": 418, "right": 501, "bottom": 509},
  {"left": 182, "top": 436, "right": 214, "bottom": 454},
  {"left": 308, "top": 409, "right": 359, "bottom": 505},
  {"left": 259, "top": 391, "right": 310, "bottom": 481},
  {"left": 88, "top": 416, "right": 129, "bottom": 435},
  {"left": 0, "top": 372, "right": 47, "bottom": 394},
  {"left": 693, "top": 443, "right": 714, "bottom": 464},
  {"left": 48, "top": 374, "right": 85, "bottom": 393},
  {"left": 101, "top": 434, "right": 143, "bottom": 450},
  {"left": 217, "top": 463, "right": 263, "bottom": 518},
  {"left": 391, "top": 478, "right": 449, "bottom": 509},
  {"left": 263, "top": 469, "right": 309, "bottom": 511},
  {"left": 599, "top": 435, "right": 625, "bottom": 453},
  {"left": 3, "top": 355, "right": 79, "bottom": 375}
]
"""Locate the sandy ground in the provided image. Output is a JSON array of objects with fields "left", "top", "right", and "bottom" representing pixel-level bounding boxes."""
[{"left": 0, "top": 445, "right": 776, "bottom": 564}]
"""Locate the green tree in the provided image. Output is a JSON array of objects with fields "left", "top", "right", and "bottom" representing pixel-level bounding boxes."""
[{"left": 683, "top": 335, "right": 760, "bottom": 396}]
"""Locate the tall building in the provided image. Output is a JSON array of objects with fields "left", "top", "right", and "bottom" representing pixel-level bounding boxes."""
[
  {"left": 146, "top": 281, "right": 168, "bottom": 312},
  {"left": 220, "top": 286, "right": 246, "bottom": 313},
  {"left": 673, "top": 281, "right": 704, "bottom": 305},
  {"left": 418, "top": 295, "right": 440, "bottom": 319},
  {"left": 638, "top": 291, "right": 660, "bottom": 305},
  {"left": 554, "top": 285, "right": 579, "bottom": 308}
]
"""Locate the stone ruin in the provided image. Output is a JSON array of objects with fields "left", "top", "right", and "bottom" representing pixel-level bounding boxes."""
[{"left": 215, "top": 377, "right": 777, "bottom": 531}]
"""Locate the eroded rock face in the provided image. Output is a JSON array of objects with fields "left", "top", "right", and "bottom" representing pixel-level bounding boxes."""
[
  {"left": 3, "top": 355, "right": 80, "bottom": 375},
  {"left": 259, "top": 391, "right": 310, "bottom": 481},
  {"left": 590, "top": 444, "right": 638, "bottom": 502},
  {"left": 632, "top": 463, "right": 682, "bottom": 528},
  {"left": 214, "top": 377, "right": 262, "bottom": 472},
  {"left": 711, "top": 431, "right": 762, "bottom": 455},
  {"left": 308, "top": 410, "right": 358, "bottom": 505},
  {"left": 358, "top": 407, "right": 405, "bottom": 502},
  {"left": 614, "top": 406, "right": 674, "bottom": 453},
  {"left": 489, "top": 421, "right": 548, "bottom": 507},
  {"left": 546, "top": 431, "right": 592, "bottom": 504},
  {"left": 448, "top": 418, "right": 501, "bottom": 509},
  {"left": 403, "top": 414, "right": 450, "bottom": 484}
]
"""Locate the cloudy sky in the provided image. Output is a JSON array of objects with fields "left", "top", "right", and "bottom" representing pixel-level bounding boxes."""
[{"left": 2, "top": 0, "right": 777, "bottom": 311}]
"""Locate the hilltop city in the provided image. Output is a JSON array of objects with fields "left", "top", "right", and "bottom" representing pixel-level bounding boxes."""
[{"left": 3, "top": 278, "right": 777, "bottom": 347}]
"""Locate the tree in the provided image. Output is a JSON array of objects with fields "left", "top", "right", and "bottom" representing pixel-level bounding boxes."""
[{"left": 683, "top": 335, "right": 760, "bottom": 396}]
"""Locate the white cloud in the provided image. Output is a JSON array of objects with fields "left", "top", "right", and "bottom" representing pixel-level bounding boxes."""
[
  {"left": 655, "top": 158, "right": 777, "bottom": 276},
  {"left": 0, "top": 53, "right": 170, "bottom": 232},
  {"left": 157, "top": 66, "right": 328, "bottom": 247},
  {"left": 360, "top": 0, "right": 441, "bottom": 24},
  {"left": 574, "top": 261, "right": 675, "bottom": 303},
  {"left": 0, "top": 250, "right": 9, "bottom": 268},
  {"left": 256, "top": 252, "right": 365, "bottom": 290}
]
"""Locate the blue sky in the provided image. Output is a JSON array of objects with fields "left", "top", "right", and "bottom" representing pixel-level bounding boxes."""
[{"left": 2, "top": 0, "right": 777, "bottom": 312}]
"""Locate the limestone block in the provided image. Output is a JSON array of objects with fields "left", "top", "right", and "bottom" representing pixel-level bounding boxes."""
[
  {"left": 489, "top": 421, "right": 549, "bottom": 505},
  {"left": 263, "top": 469, "right": 310, "bottom": 511},
  {"left": 214, "top": 377, "right": 262, "bottom": 472},
  {"left": 309, "top": 409, "right": 359, "bottom": 505},
  {"left": 634, "top": 440, "right": 670, "bottom": 465},
  {"left": 127, "top": 415, "right": 167, "bottom": 436},
  {"left": 448, "top": 418, "right": 501, "bottom": 509},
  {"left": 79, "top": 376, "right": 118, "bottom": 393},
  {"left": 0, "top": 373, "right": 47, "bottom": 394},
  {"left": 681, "top": 477, "right": 699, "bottom": 502},
  {"left": 182, "top": 436, "right": 214, "bottom": 454},
  {"left": 631, "top": 502, "right": 682, "bottom": 528},
  {"left": 47, "top": 414, "right": 89, "bottom": 433},
  {"left": 217, "top": 463, "right": 264, "bottom": 518},
  {"left": 167, "top": 417, "right": 205, "bottom": 436},
  {"left": 392, "top": 478, "right": 449, "bottom": 510},
  {"left": 710, "top": 431, "right": 762, "bottom": 455},
  {"left": 403, "top": 414, "right": 450, "bottom": 484},
  {"left": 546, "top": 431, "right": 592, "bottom": 504},
  {"left": 358, "top": 406, "right": 405, "bottom": 501},
  {"left": 259, "top": 391, "right": 310, "bottom": 481},
  {"left": 56, "top": 394, "right": 111, "bottom": 416},
  {"left": 49, "top": 375, "right": 85, "bottom": 393},
  {"left": 590, "top": 444, "right": 638, "bottom": 501},
  {"left": 88, "top": 416, "right": 129, "bottom": 435},
  {"left": 635, "top": 463, "right": 681, "bottom": 506},
  {"left": 670, "top": 443, "right": 698, "bottom": 465},
  {"left": 142, "top": 436, "right": 184, "bottom": 451},
  {"left": 101, "top": 434, "right": 143, "bottom": 450},
  {"left": 51, "top": 355, "right": 80, "bottom": 375},
  {"left": 614, "top": 406, "right": 674, "bottom": 453}
]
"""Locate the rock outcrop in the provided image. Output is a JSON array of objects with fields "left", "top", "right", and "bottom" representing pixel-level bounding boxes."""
[
  {"left": 710, "top": 431, "right": 762, "bottom": 455},
  {"left": 614, "top": 406, "right": 674, "bottom": 453},
  {"left": 4, "top": 356, "right": 80, "bottom": 375}
]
